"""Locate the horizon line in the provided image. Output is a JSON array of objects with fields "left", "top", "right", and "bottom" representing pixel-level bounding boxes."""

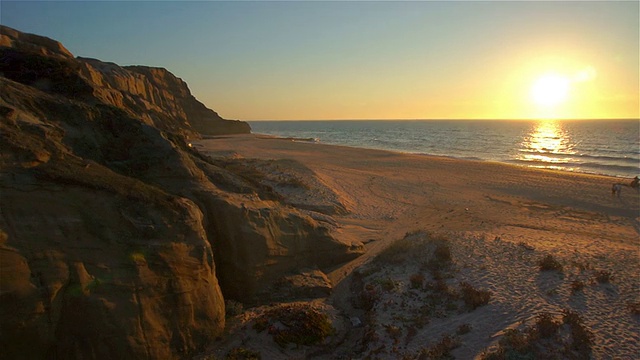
[{"left": 245, "top": 118, "right": 640, "bottom": 122}]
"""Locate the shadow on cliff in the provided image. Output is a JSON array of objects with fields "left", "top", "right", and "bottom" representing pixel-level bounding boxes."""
[{"left": 0, "top": 25, "right": 362, "bottom": 359}]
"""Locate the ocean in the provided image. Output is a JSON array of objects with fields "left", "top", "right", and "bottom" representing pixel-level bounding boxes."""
[{"left": 248, "top": 120, "right": 640, "bottom": 179}]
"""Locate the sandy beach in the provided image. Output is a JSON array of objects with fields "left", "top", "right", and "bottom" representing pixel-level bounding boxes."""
[{"left": 195, "top": 134, "right": 639, "bottom": 359}]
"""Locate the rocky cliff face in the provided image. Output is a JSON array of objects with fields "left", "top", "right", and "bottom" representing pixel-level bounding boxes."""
[
  {"left": 0, "top": 26, "right": 361, "bottom": 359},
  {"left": 1, "top": 25, "right": 250, "bottom": 137}
]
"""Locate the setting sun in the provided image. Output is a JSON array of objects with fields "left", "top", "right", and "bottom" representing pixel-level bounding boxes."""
[{"left": 530, "top": 74, "right": 571, "bottom": 107}]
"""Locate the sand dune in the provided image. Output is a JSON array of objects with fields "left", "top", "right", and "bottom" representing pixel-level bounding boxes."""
[{"left": 196, "top": 134, "right": 639, "bottom": 359}]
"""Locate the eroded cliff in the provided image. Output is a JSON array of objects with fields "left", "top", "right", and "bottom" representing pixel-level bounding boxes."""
[{"left": 0, "top": 26, "right": 361, "bottom": 359}]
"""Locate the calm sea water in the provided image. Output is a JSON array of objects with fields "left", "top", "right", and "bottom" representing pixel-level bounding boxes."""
[{"left": 248, "top": 120, "right": 640, "bottom": 179}]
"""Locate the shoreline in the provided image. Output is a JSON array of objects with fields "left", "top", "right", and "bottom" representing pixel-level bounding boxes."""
[
  {"left": 245, "top": 131, "right": 638, "bottom": 180},
  {"left": 196, "top": 133, "right": 639, "bottom": 359},
  {"left": 247, "top": 117, "right": 640, "bottom": 179},
  {"left": 217, "top": 132, "right": 636, "bottom": 181}
]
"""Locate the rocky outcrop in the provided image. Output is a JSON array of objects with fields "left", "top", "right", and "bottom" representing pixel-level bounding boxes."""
[
  {"left": 0, "top": 25, "right": 250, "bottom": 136},
  {"left": 0, "top": 78, "right": 226, "bottom": 359},
  {"left": 0, "top": 25, "right": 73, "bottom": 59},
  {"left": 0, "top": 26, "right": 361, "bottom": 358}
]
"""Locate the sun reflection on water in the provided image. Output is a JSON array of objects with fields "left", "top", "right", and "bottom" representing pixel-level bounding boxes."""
[{"left": 520, "top": 120, "right": 576, "bottom": 166}]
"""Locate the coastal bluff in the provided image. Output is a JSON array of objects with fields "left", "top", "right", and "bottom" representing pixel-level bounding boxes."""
[{"left": 0, "top": 26, "right": 362, "bottom": 359}]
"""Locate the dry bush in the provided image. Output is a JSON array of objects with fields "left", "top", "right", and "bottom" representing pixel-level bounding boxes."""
[
  {"left": 357, "top": 284, "right": 380, "bottom": 311},
  {"left": 225, "top": 299, "right": 244, "bottom": 317},
  {"left": 378, "top": 277, "right": 396, "bottom": 292},
  {"left": 410, "top": 273, "right": 425, "bottom": 289},
  {"left": 538, "top": 254, "right": 563, "bottom": 272},
  {"left": 456, "top": 323, "right": 472, "bottom": 335},
  {"left": 384, "top": 323, "right": 403, "bottom": 341},
  {"left": 480, "top": 310, "right": 593, "bottom": 360},
  {"left": 627, "top": 301, "right": 640, "bottom": 315},
  {"left": 562, "top": 309, "right": 594, "bottom": 358},
  {"left": 417, "top": 334, "right": 459, "bottom": 360},
  {"left": 434, "top": 242, "right": 452, "bottom": 264},
  {"left": 594, "top": 270, "right": 613, "bottom": 283},
  {"left": 252, "top": 304, "right": 334, "bottom": 347},
  {"left": 226, "top": 347, "right": 261, "bottom": 360},
  {"left": 459, "top": 282, "right": 491, "bottom": 310},
  {"left": 531, "top": 313, "right": 561, "bottom": 339},
  {"left": 570, "top": 280, "right": 585, "bottom": 293}
]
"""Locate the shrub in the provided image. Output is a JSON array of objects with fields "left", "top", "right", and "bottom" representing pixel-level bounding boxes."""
[
  {"left": 410, "top": 273, "right": 425, "bottom": 289},
  {"left": 570, "top": 280, "right": 585, "bottom": 293},
  {"left": 384, "top": 324, "right": 402, "bottom": 339},
  {"left": 425, "top": 240, "right": 453, "bottom": 272},
  {"left": 594, "top": 270, "right": 613, "bottom": 283},
  {"left": 480, "top": 309, "right": 593, "bottom": 360},
  {"left": 379, "top": 277, "right": 396, "bottom": 292},
  {"left": 418, "top": 334, "right": 459, "bottom": 360},
  {"left": 226, "top": 347, "right": 261, "bottom": 360},
  {"left": 225, "top": 300, "right": 244, "bottom": 317},
  {"left": 627, "top": 301, "right": 640, "bottom": 315},
  {"left": 376, "top": 235, "right": 417, "bottom": 264},
  {"left": 434, "top": 242, "right": 452, "bottom": 264},
  {"left": 405, "top": 325, "right": 418, "bottom": 345},
  {"left": 358, "top": 284, "right": 380, "bottom": 311},
  {"left": 532, "top": 313, "right": 560, "bottom": 339},
  {"left": 255, "top": 304, "right": 335, "bottom": 347},
  {"left": 562, "top": 309, "right": 593, "bottom": 357},
  {"left": 538, "top": 254, "right": 563, "bottom": 272},
  {"left": 500, "top": 328, "right": 531, "bottom": 353},
  {"left": 456, "top": 323, "right": 472, "bottom": 335},
  {"left": 459, "top": 282, "right": 491, "bottom": 310}
]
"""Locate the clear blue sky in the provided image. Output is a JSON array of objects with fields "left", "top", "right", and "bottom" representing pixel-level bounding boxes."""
[{"left": 2, "top": 1, "right": 638, "bottom": 120}]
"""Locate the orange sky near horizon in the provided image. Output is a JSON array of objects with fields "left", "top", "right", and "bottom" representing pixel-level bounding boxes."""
[{"left": 3, "top": 1, "right": 638, "bottom": 120}]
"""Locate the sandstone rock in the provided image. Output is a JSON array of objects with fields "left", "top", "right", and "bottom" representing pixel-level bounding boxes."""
[
  {"left": 0, "top": 88, "right": 226, "bottom": 358},
  {"left": 1, "top": 25, "right": 250, "bottom": 136},
  {"left": 199, "top": 195, "right": 361, "bottom": 303},
  {"left": 1, "top": 25, "right": 74, "bottom": 59},
  {"left": 0, "top": 26, "right": 362, "bottom": 358}
]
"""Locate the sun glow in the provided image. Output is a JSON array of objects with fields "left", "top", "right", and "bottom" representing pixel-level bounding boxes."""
[{"left": 530, "top": 74, "right": 571, "bottom": 107}]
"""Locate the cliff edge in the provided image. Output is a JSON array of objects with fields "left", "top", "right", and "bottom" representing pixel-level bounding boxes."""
[
  {"left": 0, "top": 26, "right": 361, "bottom": 359},
  {"left": 0, "top": 25, "right": 250, "bottom": 136}
]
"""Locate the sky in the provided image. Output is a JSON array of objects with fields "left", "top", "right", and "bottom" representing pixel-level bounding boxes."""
[{"left": 1, "top": 1, "right": 638, "bottom": 120}]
